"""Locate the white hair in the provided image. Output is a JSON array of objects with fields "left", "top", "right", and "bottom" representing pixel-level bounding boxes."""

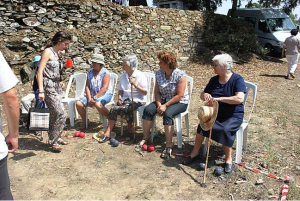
[
  {"left": 123, "top": 55, "right": 138, "bottom": 70},
  {"left": 212, "top": 53, "right": 233, "bottom": 70}
]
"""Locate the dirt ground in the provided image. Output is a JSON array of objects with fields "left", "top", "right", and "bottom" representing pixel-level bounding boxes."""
[{"left": 1, "top": 54, "right": 300, "bottom": 200}]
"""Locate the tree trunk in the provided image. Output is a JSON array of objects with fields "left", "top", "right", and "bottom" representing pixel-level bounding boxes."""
[
  {"left": 231, "top": 0, "right": 238, "bottom": 17},
  {"left": 205, "top": 0, "right": 211, "bottom": 11}
]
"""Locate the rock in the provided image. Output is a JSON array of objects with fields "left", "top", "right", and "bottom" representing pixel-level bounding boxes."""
[
  {"left": 23, "top": 17, "right": 41, "bottom": 26},
  {"left": 161, "top": 25, "right": 171, "bottom": 30},
  {"left": 36, "top": 25, "right": 53, "bottom": 32},
  {"left": 268, "top": 188, "right": 274, "bottom": 195},
  {"left": 22, "top": 37, "right": 30, "bottom": 43},
  {"left": 255, "top": 178, "right": 264, "bottom": 185}
]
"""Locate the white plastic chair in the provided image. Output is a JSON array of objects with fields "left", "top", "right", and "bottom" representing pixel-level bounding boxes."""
[
  {"left": 0, "top": 106, "right": 2, "bottom": 133},
  {"left": 85, "top": 72, "right": 118, "bottom": 129},
  {"left": 203, "top": 81, "right": 257, "bottom": 163},
  {"left": 150, "top": 75, "right": 194, "bottom": 148},
  {"left": 62, "top": 73, "right": 87, "bottom": 127},
  {"left": 120, "top": 72, "right": 155, "bottom": 136}
]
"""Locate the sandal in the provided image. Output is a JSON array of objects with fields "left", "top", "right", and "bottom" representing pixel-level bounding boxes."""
[
  {"left": 57, "top": 138, "right": 69, "bottom": 145},
  {"left": 98, "top": 135, "right": 110, "bottom": 143},
  {"left": 51, "top": 144, "right": 62, "bottom": 152},
  {"left": 160, "top": 147, "right": 172, "bottom": 159}
]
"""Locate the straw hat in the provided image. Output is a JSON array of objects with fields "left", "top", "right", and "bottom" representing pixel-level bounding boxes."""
[
  {"left": 198, "top": 101, "right": 219, "bottom": 131},
  {"left": 93, "top": 130, "right": 116, "bottom": 141},
  {"left": 90, "top": 54, "right": 105, "bottom": 65}
]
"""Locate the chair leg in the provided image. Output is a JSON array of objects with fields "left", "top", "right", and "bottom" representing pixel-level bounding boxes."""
[
  {"left": 68, "top": 103, "right": 75, "bottom": 127},
  {"left": 185, "top": 113, "right": 190, "bottom": 137},
  {"left": 135, "top": 110, "right": 140, "bottom": 126},
  {"left": 150, "top": 116, "right": 156, "bottom": 143},
  {"left": 121, "top": 119, "right": 124, "bottom": 136},
  {"left": 100, "top": 114, "right": 107, "bottom": 130},
  {"left": 85, "top": 107, "right": 88, "bottom": 129},
  {"left": 243, "top": 125, "right": 248, "bottom": 151},
  {"left": 175, "top": 116, "right": 183, "bottom": 149},
  {"left": 75, "top": 106, "right": 79, "bottom": 119},
  {"left": 235, "top": 128, "right": 243, "bottom": 163},
  {"left": 138, "top": 107, "right": 144, "bottom": 131}
]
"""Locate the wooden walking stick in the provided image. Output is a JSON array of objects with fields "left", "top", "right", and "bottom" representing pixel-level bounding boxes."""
[
  {"left": 201, "top": 127, "right": 212, "bottom": 187},
  {"left": 131, "top": 83, "right": 136, "bottom": 143}
]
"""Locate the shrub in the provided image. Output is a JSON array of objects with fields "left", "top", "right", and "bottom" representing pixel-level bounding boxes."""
[{"left": 202, "top": 12, "right": 264, "bottom": 55}]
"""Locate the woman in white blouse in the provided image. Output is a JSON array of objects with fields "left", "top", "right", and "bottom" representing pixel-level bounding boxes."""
[{"left": 99, "top": 55, "right": 148, "bottom": 142}]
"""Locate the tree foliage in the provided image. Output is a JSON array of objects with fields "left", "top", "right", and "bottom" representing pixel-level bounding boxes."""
[
  {"left": 244, "top": 0, "right": 300, "bottom": 14},
  {"left": 202, "top": 13, "right": 264, "bottom": 54},
  {"left": 182, "top": 0, "right": 222, "bottom": 11}
]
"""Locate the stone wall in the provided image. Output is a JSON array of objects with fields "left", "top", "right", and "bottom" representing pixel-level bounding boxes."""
[{"left": 0, "top": 0, "right": 205, "bottom": 81}]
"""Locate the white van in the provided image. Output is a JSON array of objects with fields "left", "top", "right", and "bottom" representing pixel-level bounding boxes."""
[{"left": 228, "top": 8, "right": 296, "bottom": 53}]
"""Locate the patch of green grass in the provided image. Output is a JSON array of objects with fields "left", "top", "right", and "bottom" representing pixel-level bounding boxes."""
[
  {"left": 263, "top": 137, "right": 284, "bottom": 168},
  {"left": 287, "top": 183, "right": 300, "bottom": 200},
  {"left": 250, "top": 117, "right": 263, "bottom": 125}
]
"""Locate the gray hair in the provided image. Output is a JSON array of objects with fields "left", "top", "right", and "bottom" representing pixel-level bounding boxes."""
[
  {"left": 212, "top": 53, "right": 233, "bottom": 70},
  {"left": 123, "top": 55, "right": 138, "bottom": 70}
]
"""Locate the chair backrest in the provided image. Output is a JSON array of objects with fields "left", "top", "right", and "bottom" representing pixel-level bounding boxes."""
[
  {"left": 109, "top": 72, "right": 118, "bottom": 102},
  {"left": 142, "top": 72, "right": 155, "bottom": 104},
  {"left": 0, "top": 106, "right": 2, "bottom": 133},
  {"left": 186, "top": 75, "right": 194, "bottom": 111},
  {"left": 64, "top": 73, "right": 87, "bottom": 99},
  {"left": 243, "top": 81, "right": 257, "bottom": 122}
]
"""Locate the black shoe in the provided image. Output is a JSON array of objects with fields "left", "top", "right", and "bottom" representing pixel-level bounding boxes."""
[
  {"left": 224, "top": 163, "right": 232, "bottom": 173},
  {"left": 182, "top": 155, "right": 198, "bottom": 165}
]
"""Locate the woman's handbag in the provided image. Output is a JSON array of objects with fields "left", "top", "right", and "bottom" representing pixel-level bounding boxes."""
[{"left": 27, "top": 101, "right": 50, "bottom": 131}]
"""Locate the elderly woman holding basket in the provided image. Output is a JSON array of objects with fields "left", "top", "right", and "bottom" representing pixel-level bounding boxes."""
[{"left": 183, "top": 53, "right": 246, "bottom": 173}]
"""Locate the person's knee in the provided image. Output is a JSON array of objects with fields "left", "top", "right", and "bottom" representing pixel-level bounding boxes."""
[
  {"left": 143, "top": 106, "right": 152, "bottom": 116},
  {"left": 95, "top": 102, "right": 101, "bottom": 108},
  {"left": 163, "top": 110, "right": 174, "bottom": 125},
  {"left": 76, "top": 101, "right": 83, "bottom": 108}
]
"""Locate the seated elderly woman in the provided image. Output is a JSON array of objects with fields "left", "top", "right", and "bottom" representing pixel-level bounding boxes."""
[
  {"left": 99, "top": 55, "right": 148, "bottom": 142},
  {"left": 76, "top": 54, "right": 113, "bottom": 129},
  {"left": 183, "top": 53, "right": 246, "bottom": 173},
  {"left": 139, "top": 51, "right": 189, "bottom": 158}
]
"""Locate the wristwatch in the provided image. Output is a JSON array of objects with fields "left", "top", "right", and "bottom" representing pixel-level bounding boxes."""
[{"left": 93, "top": 96, "right": 97, "bottom": 100}]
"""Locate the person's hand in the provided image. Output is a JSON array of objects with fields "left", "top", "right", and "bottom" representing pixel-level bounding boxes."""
[
  {"left": 60, "top": 82, "right": 65, "bottom": 89},
  {"left": 5, "top": 134, "right": 18, "bottom": 153},
  {"left": 203, "top": 93, "right": 213, "bottom": 101},
  {"left": 157, "top": 104, "right": 167, "bottom": 115},
  {"left": 204, "top": 93, "right": 215, "bottom": 105},
  {"left": 128, "top": 76, "right": 137, "bottom": 87},
  {"left": 38, "top": 93, "right": 45, "bottom": 101},
  {"left": 88, "top": 99, "right": 96, "bottom": 107},
  {"left": 117, "top": 98, "right": 123, "bottom": 106}
]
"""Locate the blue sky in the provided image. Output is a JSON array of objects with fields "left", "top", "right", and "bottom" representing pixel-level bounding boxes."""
[
  {"left": 147, "top": 0, "right": 300, "bottom": 19},
  {"left": 215, "top": 0, "right": 300, "bottom": 16}
]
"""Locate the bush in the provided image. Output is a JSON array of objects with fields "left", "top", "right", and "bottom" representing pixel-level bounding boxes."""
[{"left": 202, "top": 13, "right": 264, "bottom": 55}]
